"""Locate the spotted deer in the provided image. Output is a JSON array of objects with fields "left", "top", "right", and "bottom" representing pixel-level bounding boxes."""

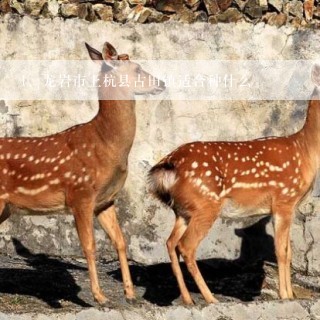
[
  {"left": 148, "top": 64, "right": 320, "bottom": 304},
  {"left": 0, "top": 41, "right": 165, "bottom": 304}
]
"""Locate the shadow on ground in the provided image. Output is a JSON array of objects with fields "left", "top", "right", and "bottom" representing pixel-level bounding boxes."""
[
  {"left": 0, "top": 238, "right": 91, "bottom": 308},
  {"left": 0, "top": 216, "right": 281, "bottom": 310}
]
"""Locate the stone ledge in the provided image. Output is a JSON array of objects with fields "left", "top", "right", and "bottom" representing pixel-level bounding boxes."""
[{"left": 0, "top": 299, "right": 319, "bottom": 320}]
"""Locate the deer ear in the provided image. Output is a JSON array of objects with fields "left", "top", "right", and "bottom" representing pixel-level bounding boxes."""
[
  {"left": 102, "top": 42, "right": 118, "bottom": 61},
  {"left": 85, "top": 43, "right": 103, "bottom": 64},
  {"left": 312, "top": 64, "right": 320, "bottom": 87}
]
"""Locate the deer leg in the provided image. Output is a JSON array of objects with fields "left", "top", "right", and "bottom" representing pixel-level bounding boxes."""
[
  {"left": 285, "top": 234, "right": 294, "bottom": 299},
  {"left": 72, "top": 202, "right": 107, "bottom": 305},
  {"left": 0, "top": 201, "right": 9, "bottom": 224},
  {"left": 178, "top": 208, "right": 219, "bottom": 304},
  {"left": 166, "top": 216, "right": 192, "bottom": 304},
  {"left": 97, "top": 205, "right": 135, "bottom": 301},
  {"left": 273, "top": 212, "right": 292, "bottom": 300}
]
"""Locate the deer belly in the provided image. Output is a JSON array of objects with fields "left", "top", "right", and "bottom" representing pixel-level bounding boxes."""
[
  {"left": 220, "top": 199, "right": 270, "bottom": 219},
  {"left": 9, "top": 190, "right": 67, "bottom": 213}
]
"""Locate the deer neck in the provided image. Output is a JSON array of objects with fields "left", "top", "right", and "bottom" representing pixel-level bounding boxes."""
[
  {"left": 297, "top": 88, "right": 320, "bottom": 169},
  {"left": 92, "top": 85, "right": 136, "bottom": 156}
]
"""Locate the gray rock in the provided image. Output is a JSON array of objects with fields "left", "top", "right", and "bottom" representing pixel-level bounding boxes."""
[
  {"left": 154, "top": 0, "right": 183, "bottom": 13},
  {"left": 264, "top": 12, "right": 288, "bottom": 27},
  {"left": 268, "top": 0, "right": 283, "bottom": 12},
  {"left": 46, "top": 0, "right": 59, "bottom": 16},
  {"left": 25, "top": 0, "right": 47, "bottom": 16},
  {"left": 218, "top": 0, "right": 233, "bottom": 11},
  {"left": 284, "top": 0, "right": 304, "bottom": 19},
  {"left": 9, "top": 0, "right": 24, "bottom": 14},
  {"left": 289, "top": 16, "right": 304, "bottom": 27},
  {"left": 184, "top": 0, "right": 201, "bottom": 11},
  {"left": 244, "top": 0, "right": 266, "bottom": 18},
  {"left": 217, "top": 7, "right": 243, "bottom": 22},
  {"left": 59, "top": 2, "right": 95, "bottom": 21},
  {"left": 234, "top": 0, "right": 250, "bottom": 11},
  {"left": 0, "top": 0, "right": 12, "bottom": 14},
  {"left": 128, "top": 0, "right": 147, "bottom": 5},
  {"left": 172, "top": 6, "right": 194, "bottom": 23},
  {"left": 60, "top": 3, "right": 86, "bottom": 18},
  {"left": 203, "top": 0, "right": 220, "bottom": 15},
  {"left": 193, "top": 10, "right": 208, "bottom": 22},
  {"left": 127, "top": 5, "right": 152, "bottom": 23},
  {"left": 147, "top": 8, "right": 170, "bottom": 22},
  {"left": 259, "top": 0, "right": 268, "bottom": 9},
  {"left": 114, "top": 0, "right": 131, "bottom": 22},
  {"left": 93, "top": 4, "right": 113, "bottom": 21}
]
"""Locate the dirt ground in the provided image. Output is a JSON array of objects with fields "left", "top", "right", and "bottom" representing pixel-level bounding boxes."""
[{"left": 0, "top": 240, "right": 319, "bottom": 315}]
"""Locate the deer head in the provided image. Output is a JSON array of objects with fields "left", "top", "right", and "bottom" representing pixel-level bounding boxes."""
[{"left": 85, "top": 42, "right": 165, "bottom": 96}]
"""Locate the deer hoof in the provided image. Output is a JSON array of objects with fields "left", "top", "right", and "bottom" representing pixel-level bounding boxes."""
[
  {"left": 126, "top": 296, "right": 142, "bottom": 306},
  {"left": 182, "top": 297, "right": 195, "bottom": 305},
  {"left": 94, "top": 293, "right": 109, "bottom": 306},
  {"left": 209, "top": 296, "right": 219, "bottom": 303}
]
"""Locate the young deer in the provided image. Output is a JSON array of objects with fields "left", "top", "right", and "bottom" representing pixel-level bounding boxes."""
[
  {"left": 149, "top": 65, "right": 320, "bottom": 304},
  {"left": 0, "top": 41, "right": 165, "bottom": 304}
]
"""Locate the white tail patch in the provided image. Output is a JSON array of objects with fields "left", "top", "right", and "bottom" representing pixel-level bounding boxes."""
[{"left": 149, "top": 168, "right": 177, "bottom": 194}]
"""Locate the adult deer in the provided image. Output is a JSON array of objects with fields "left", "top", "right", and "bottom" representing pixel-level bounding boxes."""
[
  {"left": 0, "top": 41, "right": 165, "bottom": 304},
  {"left": 149, "top": 65, "right": 320, "bottom": 304}
]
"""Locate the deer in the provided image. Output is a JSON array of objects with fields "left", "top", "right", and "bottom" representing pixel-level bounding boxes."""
[
  {"left": 148, "top": 64, "right": 320, "bottom": 305},
  {"left": 0, "top": 41, "right": 165, "bottom": 305}
]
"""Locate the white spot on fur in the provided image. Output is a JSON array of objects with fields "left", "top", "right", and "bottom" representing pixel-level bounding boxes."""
[
  {"left": 205, "top": 170, "right": 212, "bottom": 177},
  {"left": 16, "top": 185, "right": 49, "bottom": 195},
  {"left": 64, "top": 172, "right": 71, "bottom": 178},
  {"left": 49, "top": 179, "right": 60, "bottom": 185}
]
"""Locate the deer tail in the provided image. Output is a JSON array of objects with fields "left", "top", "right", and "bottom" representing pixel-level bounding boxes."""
[{"left": 148, "top": 162, "right": 177, "bottom": 207}]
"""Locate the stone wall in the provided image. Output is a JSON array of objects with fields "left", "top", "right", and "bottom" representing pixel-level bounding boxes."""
[
  {"left": 0, "top": 0, "right": 320, "bottom": 27},
  {"left": 0, "top": 15, "right": 320, "bottom": 276}
]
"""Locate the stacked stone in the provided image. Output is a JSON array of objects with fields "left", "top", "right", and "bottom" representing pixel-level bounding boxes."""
[{"left": 0, "top": 0, "right": 319, "bottom": 26}]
